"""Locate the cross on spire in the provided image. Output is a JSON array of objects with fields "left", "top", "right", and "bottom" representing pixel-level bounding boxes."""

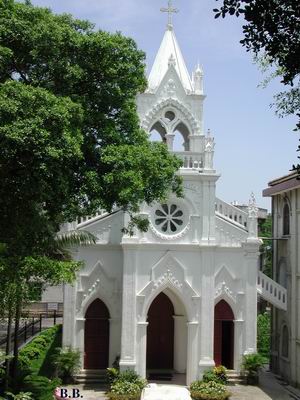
[{"left": 160, "top": 0, "right": 179, "bottom": 29}]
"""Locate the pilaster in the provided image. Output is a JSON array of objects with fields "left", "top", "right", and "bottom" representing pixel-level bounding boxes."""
[
  {"left": 187, "top": 322, "right": 199, "bottom": 385},
  {"left": 136, "top": 322, "right": 148, "bottom": 378},
  {"left": 199, "top": 251, "right": 215, "bottom": 375},
  {"left": 119, "top": 248, "right": 137, "bottom": 371}
]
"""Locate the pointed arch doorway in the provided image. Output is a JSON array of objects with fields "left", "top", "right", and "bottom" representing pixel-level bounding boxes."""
[
  {"left": 146, "top": 292, "right": 175, "bottom": 370},
  {"left": 214, "top": 300, "right": 234, "bottom": 369},
  {"left": 84, "top": 298, "right": 110, "bottom": 369}
]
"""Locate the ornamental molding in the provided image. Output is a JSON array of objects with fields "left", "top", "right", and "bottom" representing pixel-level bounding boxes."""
[
  {"left": 215, "top": 281, "right": 236, "bottom": 303},
  {"left": 153, "top": 268, "right": 183, "bottom": 291},
  {"left": 141, "top": 98, "right": 201, "bottom": 135},
  {"left": 137, "top": 252, "right": 200, "bottom": 322},
  {"left": 149, "top": 219, "right": 191, "bottom": 241}
]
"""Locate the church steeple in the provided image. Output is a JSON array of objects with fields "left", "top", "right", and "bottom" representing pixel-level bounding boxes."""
[{"left": 147, "top": 2, "right": 193, "bottom": 93}]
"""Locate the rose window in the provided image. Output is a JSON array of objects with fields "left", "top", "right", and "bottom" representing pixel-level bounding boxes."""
[{"left": 154, "top": 203, "right": 184, "bottom": 234}]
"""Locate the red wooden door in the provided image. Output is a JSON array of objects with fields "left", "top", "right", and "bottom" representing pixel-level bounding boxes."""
[
  {"left": 214, "top": 300, "right": 234, "bottom": 369},
  {"left": 147, "top": 292, "right": 174, "bottom": 369},
  {"left": 84, "top": 299, "right": 110, "bottom": 369}
]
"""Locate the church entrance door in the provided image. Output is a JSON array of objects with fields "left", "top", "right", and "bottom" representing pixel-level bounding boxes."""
[
  {"left": 84, "top": 298, "right": 110, "bottom": 369},
  {"left": 214, "top": 300, "right": 234, "bottom": 369},
  {"left": 146, "top": 292, "right": 174, "bottom": 370}
]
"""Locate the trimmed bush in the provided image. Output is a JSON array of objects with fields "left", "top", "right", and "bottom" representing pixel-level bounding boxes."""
[
  {"left": 23, "top": 375, "right": 61, "bottom": 400},
  {"left": 190, "top": 381, "right": 230, "bottom": 400}
]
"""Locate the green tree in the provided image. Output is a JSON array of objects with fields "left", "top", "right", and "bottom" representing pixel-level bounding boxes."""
[
  {"left": 214, "top": 0, "right": 300, "bottom": 167},
  {"left": 259, "top": 216, "right": 272, "bottom": 277},
  {"left": 257, "top": 312, "right": 271, "bottom": 359},
  {"left": 0, "top": 0, "right": 182, "bottom": 385}
]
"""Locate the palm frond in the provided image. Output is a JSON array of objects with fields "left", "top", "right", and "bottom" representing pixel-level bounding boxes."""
[{"left": 55, "top": 230, "right": 97, "bottom": 247}]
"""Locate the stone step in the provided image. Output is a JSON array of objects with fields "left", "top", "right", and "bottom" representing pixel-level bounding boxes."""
[
  {"left": 226, "top": 370, "right": 244, "bottom": 385},
  {"left": 75, "top": 369, "right": 108, "bottom": 384}
]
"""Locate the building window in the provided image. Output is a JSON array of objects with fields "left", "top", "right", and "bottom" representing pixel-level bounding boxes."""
[
  {"left": 283, "top": 203, "right": 290, "bottom": 235},
  {"left": 281, "top": 325, "right": 289, "bottom": 358},
  {"left": 154, "top": 203, "right": 184, "bottom": 233}
]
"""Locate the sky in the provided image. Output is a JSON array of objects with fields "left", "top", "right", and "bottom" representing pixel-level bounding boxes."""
[{"left": 30, "top": 0, "right": 299, "bottom": 210}]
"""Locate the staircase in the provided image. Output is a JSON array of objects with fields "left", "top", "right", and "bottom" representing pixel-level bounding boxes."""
[
  {"left": 257, "top": 271, "right": 287, "bottom": 311},
  {"left": 75, "top": 369, "right": 108, "bottom": 385},
  {"left": 226, "top": 370, "right": 244, "bottom": 385}
]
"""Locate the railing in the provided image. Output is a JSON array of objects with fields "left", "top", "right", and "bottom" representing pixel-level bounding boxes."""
[
  {"left": 0, "top": 311, "right": 63, "bottom": 350},
  {"left": 215, "top": 198, "right": 248, "bottom": 228},
  {"left": 173, "top": 151, "right": 204, "bottom": 170},
  {"left": 257, "top": 271, "right": 287, "bottom": 311},
  {"left": 77, "top": 209, "right": 108, "bottom": 226}
]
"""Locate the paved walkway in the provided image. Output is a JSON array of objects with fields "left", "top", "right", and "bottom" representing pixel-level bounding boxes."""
[{"left": 62, "top": 369, "right": 300, "bottom": 400}]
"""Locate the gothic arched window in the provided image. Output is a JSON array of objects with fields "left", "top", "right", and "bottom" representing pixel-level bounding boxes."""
[
  {"left": 283, "top": 202, "right": 290, "bottom": 235},
  {"left": 281, "top": 325, "right": 289, "bottom": 358}
]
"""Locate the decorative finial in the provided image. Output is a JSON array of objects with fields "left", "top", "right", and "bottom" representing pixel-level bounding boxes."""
[
  {"left": 168, "top": 54, "right": 176, "bottom": 67},
  {"left": 160, "top": 0, "right": 179, "bottom": 29}
]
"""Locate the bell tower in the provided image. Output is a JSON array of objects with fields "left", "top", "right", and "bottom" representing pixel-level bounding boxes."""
[{"left": 137, "top": 4, "right": 216, "bottom": 175}]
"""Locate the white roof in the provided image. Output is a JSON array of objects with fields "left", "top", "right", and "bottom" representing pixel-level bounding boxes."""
[{"left": 148, "top": 26, "right": 193, "bottom": 93}]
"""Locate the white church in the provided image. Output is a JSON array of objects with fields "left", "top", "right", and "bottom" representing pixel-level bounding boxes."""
[{"left": 62, "top": 5, "right": 287, "bottom": 385}]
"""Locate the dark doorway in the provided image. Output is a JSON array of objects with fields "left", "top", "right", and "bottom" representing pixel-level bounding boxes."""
[
  {"left": 214, "top": 300, "right": 234, "bottom": 369},
  {"left": 147, "top": 292, "right": 174, "bottom": 370},
  {"left": 84, "top": 298, "right": 110, "bottom": 369}
]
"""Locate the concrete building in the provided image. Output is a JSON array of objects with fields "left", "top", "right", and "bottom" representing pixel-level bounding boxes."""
[{"left": 263, "top": 171, "right": 300, "bottom": 386}]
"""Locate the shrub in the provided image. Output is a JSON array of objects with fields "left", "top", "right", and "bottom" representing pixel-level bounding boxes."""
[
  {"left": 190, "top": 381, "right": 231, "bottom": 400},
  {"left": 202, "top": 366, "right": 228, "bottom": 385},
  {"left": 107, "top": 367, "right": 120, "bottom": 385},
  {"left": 117, "top": 370, "right": 147, "bottom": 390},
  {"left": 52, "top": 347, "right": 81, "bottom": 383},
  {"left": 242, "top": 353, "right": 264, "bottom": 377},
  {"left": 107, "top": 381, "right": 141, "bottom": 400},
  {"left": 4, "top": 393, "right": 33, "bottom": 400}
]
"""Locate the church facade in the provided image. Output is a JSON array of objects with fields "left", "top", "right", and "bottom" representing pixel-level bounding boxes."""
[{"left": 63, "top": 19, "right": 285, "bottom": 385}]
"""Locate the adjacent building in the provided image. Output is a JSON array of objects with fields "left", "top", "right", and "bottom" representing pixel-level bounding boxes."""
[{"left": 263, "top": 171, "right": 300, "bottom": 386}]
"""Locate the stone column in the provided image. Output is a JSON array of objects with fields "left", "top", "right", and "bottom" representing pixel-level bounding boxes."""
[
  {"left": 187, "top": 322, "right": 199, "bottom": 385},
  {"left": 174, "top": 316, "right": 187, "bottom": 373},
  {"left": 136, "top": 322, "right": 148, "bottom": 378},
  {"left": 75, "top": 318, "right": 85, "bottom": 369},
  {"left": 119, "top": 248, "right": 137, "bottom": 371},
  {"left": 165, "top": 133, "right": 175, "bottom": 151}
]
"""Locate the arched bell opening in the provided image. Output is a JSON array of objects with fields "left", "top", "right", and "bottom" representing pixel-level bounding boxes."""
[
  {"left": 214, "top": 300, "right": 235, "bottom": 369},
  {"left": 149, "top": 121, "right": 167, "bottom": 144},
  {"left": 173, "top": 121, "right": 190, "bottom": 151},
  {"left": 84, "top": 298, "right": 110, "bottom": 370}
]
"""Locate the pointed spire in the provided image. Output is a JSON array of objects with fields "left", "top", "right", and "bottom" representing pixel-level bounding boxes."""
[{"left": 148, "top": 26, "right": 193, "bottom": 93}]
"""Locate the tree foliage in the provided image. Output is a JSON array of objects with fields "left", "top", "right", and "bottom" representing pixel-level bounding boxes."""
[
  {"left": 257, "top": 312, "right": 271, "bottom": 359},
  {"left": 214, "top": 0, "right": 300, "bottom": 84},
  {"left": 214, "top": 0, "right": 300, "bottom": 169},
  {"left": 0, "top": 0, "right": 183, "bottom": 382}
]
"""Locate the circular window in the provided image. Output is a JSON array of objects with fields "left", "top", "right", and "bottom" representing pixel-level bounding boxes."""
[
  {"left": 165, "top": 111, "right": 176, "bottom": 122},
  {"left": 154, "top": 203, "right": 184, "bottom": 234}
]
